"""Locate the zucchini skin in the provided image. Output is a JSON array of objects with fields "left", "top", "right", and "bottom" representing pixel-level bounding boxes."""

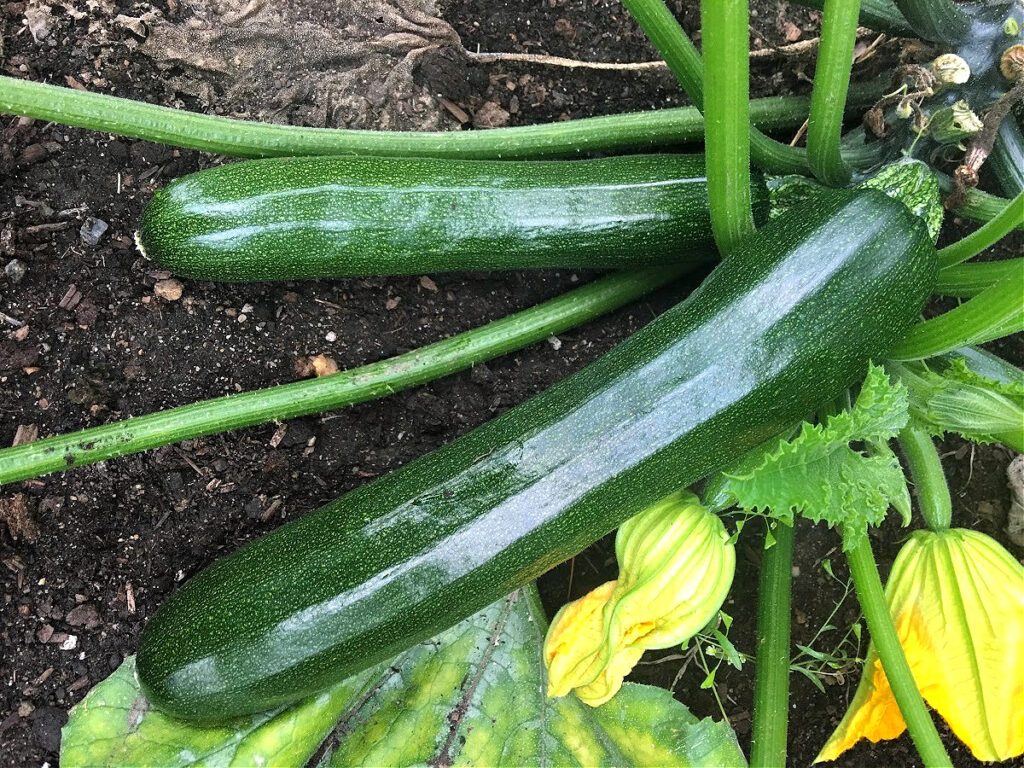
[
  {"left": 137, "top": 154, "right": 767, "bottom": 280},
  {"left": 136, "top": 189, "right": 936, "bottom": 722}
]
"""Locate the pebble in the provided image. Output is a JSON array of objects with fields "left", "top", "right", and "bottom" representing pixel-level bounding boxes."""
[
  {"left": 4, "top": 258, "right": 27, "bottom": 284},
  {"left": 79, "top": 217, "right": 108, "bottom": 246}
]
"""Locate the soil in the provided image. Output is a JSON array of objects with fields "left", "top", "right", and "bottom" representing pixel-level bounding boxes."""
[{"left": 1, "top": 1, "right": 1022, "bottom": 767}]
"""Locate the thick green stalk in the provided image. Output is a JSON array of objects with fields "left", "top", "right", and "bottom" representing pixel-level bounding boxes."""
[
  {"left": 897, "top": 427, "right": 951, "bottom": 531},
  {"left": 890, "top": 0, "right": 969, "bottom": 45},
  {"left": 890, "top": 276, "right": 1024, "bottom": 360},
  {"left": 0, "top": 266, "right": 688, "bottom": 486},
  {"left": 701, "top": 0, "right": 755, "bottom": 252},
  {"left": 791, "top": 0, "right": 914, "bottom": 35},
  {"left": 749, "top": 521, "right": 793, "bottom": 768},
  {"left": 937, "top": 189, "right": 1024, "bottom": 268},
  {"left": 951, "top": 185, "right": 1024, "bottom": 231},
  {"left": 845, "top": 537, "right": 953, "bottom": 767},
  {"left": 0, "top": 74, "right": 882, "bottom": 161},
  {"left": 619, "top": 0, "right": 864, "bottom": 175},
  {"left": 806, "top": 0, "right": 861, "bottom": 186},
  {"left": 934, "top": 258, "right": 1022, "bottom": 298}
]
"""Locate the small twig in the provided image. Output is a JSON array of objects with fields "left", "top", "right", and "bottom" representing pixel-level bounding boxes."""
[
  {"left": 1, "top": 312, "right": 24, "bottom": 328},
  {"left": 461, "top": 31, "right": 878, "bottom": 72}
]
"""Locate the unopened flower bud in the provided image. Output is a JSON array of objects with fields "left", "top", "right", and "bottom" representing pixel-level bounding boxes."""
[
  {"left": 1004, "top": 17, "right": 1021, "bottom": 37},
  {"left": 930, "top": 53, "right": 970, "bottom": 86},
  {"left": 543, "top": 491, "right": 736, "bottom": 707},
  {"left": 1001, "top": 44, "right": 1024, "bottom": 81}
]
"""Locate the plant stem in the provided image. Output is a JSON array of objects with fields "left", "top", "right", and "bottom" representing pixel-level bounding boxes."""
[
  {"left": 937, "top": 189, "right": 1024, "bottom": 267},
  {"left": 944, "top": 181, "right": 1024, "bottom": 232},
  {"left": 897, "top": 427, "right": 952, "bottom": 531},
  {"left": 934, "top": 258, "right": 1022, "bottom": 298},
  {"left": 0, "top": 74, "right": 882, "bottom": 162},
  {"left": 750, "top": 521, "right": 793, "bottom": 768},
  {"left": 890, "top": 0, "right": 969, "bottom": 45},
  {"left": 619, "top": 0, "right": 879, "bottom": 175},
  {"left": 890, "top": 276, "right": 1024, "bottom": 360},
  {"left": 791, "top": 0, "right": 914, "bottom": 35},
  {"left": 0, "top": 266, "right": 689, "bottom": 486},
  {"left": 701, "top": 0, "right": 755, "bottom": 252},
  {"left": 806, "top": 0, "right": 861, "bottom": 186},
  {"left": 845, "top": 537, "right": 952, "bottom": 768}
]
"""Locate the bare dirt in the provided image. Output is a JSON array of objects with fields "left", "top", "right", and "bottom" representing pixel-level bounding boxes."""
[{"left": 1, "top": 1, "right": 1022, "bottom": 766}]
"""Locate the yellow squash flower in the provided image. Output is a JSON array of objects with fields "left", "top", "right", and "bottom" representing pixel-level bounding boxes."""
[
  {"left": 817, "top": 528, "right": 1024, "bottom": 763},
  {"left": 544, "top": 491, "right": 735, "bottom": 706}
]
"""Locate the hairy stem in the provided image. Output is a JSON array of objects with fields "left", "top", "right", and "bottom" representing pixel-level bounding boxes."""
[
  {"left": 890, "top": 276, "right": 1024, "bottom": 360},
  {"left": 934, "top": 258, "right": 1022, "bottom": 298},
  {"left": 750, "top": 521, "right": 794, "bottom": 768},
  {"left": 807, "top": 0, "right": 861, "bottom": 185},
  {"left": 619, "top": 0, "right": 880, "bottom": 175},
  {"left": 845, "top": 537, "right": 953, "bottom": 767},
  {"left": 0, "top": 266, "right": 688, "bottom": 486},
  {"left": 0, "top": 75, "right": 883, "bottom": 162},
  {"left": 897, "top": 427, "right": 952, "bottom": 531},
  {"left": 701, "top": 0, "right": 756, "bottom": 252},
  {"left": 937, "top": 189, "right": 1024, "bottom": 268}
]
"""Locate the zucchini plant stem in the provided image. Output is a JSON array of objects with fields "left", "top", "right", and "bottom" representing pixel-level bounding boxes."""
[
  {"left": 845, "top": 537, "right": 953, "bottom": 767},
  {"left": 934, "top": 258, "right": 1022, "bottom": 298},
  {"left": 937, "top": 173, "right": 1024, "bottom": 231},
  {"left": 890, "top": 276, "right": 1024, "bottom": 360},
  {"left": 0, "top": 266, "right": 691, "bottom": 486},
  {"left": 700, "top": 0, "right": 755, "bottom": 252},
  {"left": 620, "top": 0, "right": 877, "bottom": 176},
  {"left": 890, "top": 0, "right": 969, "bottom": 46},
  {"left": 897, "top": 427, "right": 952, "bottom": 531},
  {"left": 937, "top": 189, "right": 1024, "bottom": 268},
  {"left": 806, "top": 0, "right": 861, "bottom": 186},
  {"left": 749, "top": 521, "right": 793, "bottom": 768},
  {"left": 0, "top": 75, "right": 880, "bottom": 162}
]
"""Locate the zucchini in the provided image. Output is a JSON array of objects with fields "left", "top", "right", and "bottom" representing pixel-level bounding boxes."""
[
  {"left": 136, "top": 189, "right": 936, "bottom": 722},
  {"left": 137, "top": 154, "right": 767, "bottom": 280}
]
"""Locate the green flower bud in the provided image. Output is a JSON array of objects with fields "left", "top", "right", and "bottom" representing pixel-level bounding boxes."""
[{"left": 1004, "top": 17, "right": 1020, "bottom": 38}]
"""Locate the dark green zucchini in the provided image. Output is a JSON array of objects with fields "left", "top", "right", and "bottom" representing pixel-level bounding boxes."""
[
  {"left": 136, "top": 189, "right": 936, "bottom": 722},
  {"left": 137, "top": 154, "right": 767, "bottom": 280}
]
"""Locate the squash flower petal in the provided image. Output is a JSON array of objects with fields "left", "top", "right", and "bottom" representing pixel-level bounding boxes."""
[
  {"left": 817, "top": 528, "right": 1024, "bottom": 763},
  {"left": 543, "top": 491, "right": 735, "bottom": 707}
]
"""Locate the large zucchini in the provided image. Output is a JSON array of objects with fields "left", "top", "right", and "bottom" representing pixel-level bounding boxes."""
[
  {"left": 136, "top": 154, "right": 767, "bottom": 280},
  {"left": 136, "top": 189, "right": 936, "bottom": 721}
]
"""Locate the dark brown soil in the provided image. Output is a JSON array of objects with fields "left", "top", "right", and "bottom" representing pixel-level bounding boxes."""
[{"left": 1, "top": 1, "right": 1022, "bottom": 767}]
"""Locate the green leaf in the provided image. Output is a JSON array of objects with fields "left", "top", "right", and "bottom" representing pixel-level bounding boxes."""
[
  {"left": 61, "top": 587, "right": 746, "bottom": 768},
  {"left": 890, "top": 358, "right": 1024, "bottom": 452},
  {"left": 716, "top": 364, "right": 910, "bottom": 549}
]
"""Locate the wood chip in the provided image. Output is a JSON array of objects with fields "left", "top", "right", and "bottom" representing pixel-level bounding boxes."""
[
  {"left": 12, "top": 424, "right": 38, "bottom": 446},
  {"left": 419, "top": 275, "right": 438, "bottom": 292},
  {"left": 269, "top": 423, "right": 288, "bottom": 448},
  {"left": 439, "top": 97, "right": 469, "bottom": 124},
  {"left": 58, "top": 284, "right": 82, "bottom": 310},
  {"left": 125, "top": 581, "right": 136, "bottom": 614},
  {"left": 0, "top": 493, "right": 39, "bottom": 543}
]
